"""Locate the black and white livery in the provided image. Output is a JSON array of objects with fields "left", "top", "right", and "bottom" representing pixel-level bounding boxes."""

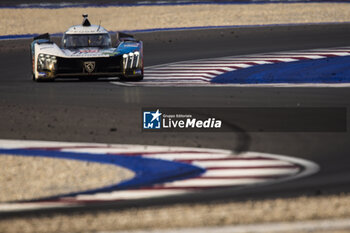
[{"left": 30, "top": 15, "right": 143, "bottom": 82}]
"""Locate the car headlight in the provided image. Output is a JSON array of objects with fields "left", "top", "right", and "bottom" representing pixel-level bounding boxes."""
[
  {"left": 123, "top": 51, "right": 141, "bottom": 72},
  {"left": 37, "top": 54, "right": 57, "bottom": 72}
]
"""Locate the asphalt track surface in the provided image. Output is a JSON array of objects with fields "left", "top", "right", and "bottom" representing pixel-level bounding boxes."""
[{"left": 1, "top": 23, "right": 350, "bottom": 216}]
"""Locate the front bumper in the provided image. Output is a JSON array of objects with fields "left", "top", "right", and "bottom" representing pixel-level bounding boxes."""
[{"left": 37, "top": 55, "right": 142, "bottom": 79}]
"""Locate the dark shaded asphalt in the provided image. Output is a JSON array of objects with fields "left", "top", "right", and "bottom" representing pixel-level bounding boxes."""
[{"left": 1, "top": 24, "right": 350, "bottom": 215}]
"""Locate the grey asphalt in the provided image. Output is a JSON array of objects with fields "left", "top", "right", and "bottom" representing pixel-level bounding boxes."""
[{"left": 1, "top": 23, "right": 350, "bottom": 215}]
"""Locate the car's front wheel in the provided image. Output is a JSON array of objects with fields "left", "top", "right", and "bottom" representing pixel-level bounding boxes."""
[
  {"left": 33, "top": 73, "right": 55, "bottom": 82},
  {"left": 120, "top": 75, "right": 143, "bottom": 82}
]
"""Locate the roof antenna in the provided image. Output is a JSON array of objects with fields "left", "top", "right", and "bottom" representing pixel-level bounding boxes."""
[
  {"left": 82, "top": 14, "right": 91, "bottom": 27},
  {"left": 97, "top": 20, "right": 101, "bottom": 31}
]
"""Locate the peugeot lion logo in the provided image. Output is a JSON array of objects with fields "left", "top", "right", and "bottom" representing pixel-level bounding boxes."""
[{"left": 84, "top": 61, "right": 95, "bottom": 73}]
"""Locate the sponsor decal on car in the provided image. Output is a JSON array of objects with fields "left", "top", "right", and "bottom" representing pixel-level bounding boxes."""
[
  {"left": 122, "top": 43, "right": 139, "bottom": 48},
  {"left": 68, "top": 50, "right": 109, "bottom": 57},
  {"left": 83, "top": 61, "right": 96, "bottom": 73},
  {"left": 79, "top": 49, "right": 99, "bottom": 53},
  {"left": 39, "top": 46, "right": 54, "bottom": 50},
  {"left": 102, "top": 51, "right": 120, "bottom": 56}
]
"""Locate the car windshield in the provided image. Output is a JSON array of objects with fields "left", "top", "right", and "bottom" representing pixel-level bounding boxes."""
[{"left": 63, "top": 33, "right": 111, "bottom": 48}]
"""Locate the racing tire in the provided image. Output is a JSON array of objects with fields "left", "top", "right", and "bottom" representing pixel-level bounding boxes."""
[
  {"left": 33, "top": 75, "right": 55, "bottom": 82},
  {"left": 120, "top": 75, "right": 143, "bottom": 82}
]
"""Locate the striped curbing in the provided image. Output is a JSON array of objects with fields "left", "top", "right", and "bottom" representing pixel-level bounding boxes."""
[
  {"left": 0, "top": 139, "right": 319, "bottom": 212},
  {"left": 111, "top": 46, "right": 350, "bottom": 87}
]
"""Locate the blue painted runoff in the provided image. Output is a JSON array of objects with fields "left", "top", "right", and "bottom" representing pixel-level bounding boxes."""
[
  {"left": 211, "top": 55, "right": 350, "bottom": 84},
  {"left": 0, "top": 148, "right": 205, "bottom": 201}
]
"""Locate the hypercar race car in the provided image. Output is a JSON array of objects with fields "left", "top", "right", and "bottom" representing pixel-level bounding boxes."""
[{"left": 30, "top": 14, "right": 143, "bottom": 82}]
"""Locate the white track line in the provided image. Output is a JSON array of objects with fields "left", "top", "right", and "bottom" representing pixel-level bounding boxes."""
[
  {"left": 190, "top": 160, "right": 293, "bottom": 167},
  {"left": 269, "top": 52, "right": 350, "bottom": 56},
  {"left": 142, "top": 79, "right": 210, "bottom": 83},
  {"left": 111, "top": 82, "right": 350, "bottom": 88},
  {"left": 235, "top": 55, "right": 326, "bottom": 59},
  {"left": 203, "top": 168, "right": 299, "bottom": 177},
  {"left": 167, "top": 63, "right": 253, "bottom": 67},
  {"left": 145, "top": 70, "right": 224, "bottom": 74},
  {"left": 163, "top": 178, "right": 269, "bottom": 187},
  {"left": 77, "top": 189, "right": 188, "bottom": 201},
  {"left": 148, "top": 67, "right": 236, "bottom": 71},
  {"left": 143, "top": 73, "right": 215, "bottom": 78}
]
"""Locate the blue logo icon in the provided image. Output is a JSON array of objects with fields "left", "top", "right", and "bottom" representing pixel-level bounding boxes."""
[{"left": 143, "top": 109, "right": 162, "bottom": 129}]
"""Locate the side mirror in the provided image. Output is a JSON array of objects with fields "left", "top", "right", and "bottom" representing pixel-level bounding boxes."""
[{"left": 33, "top": 33, "right": 50, "bottom": 41}]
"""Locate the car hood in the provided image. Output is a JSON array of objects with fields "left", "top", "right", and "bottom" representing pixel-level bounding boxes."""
[
  {"left": 37, "top": 41, "right": 141, "bottom": 58},
  {"left": 61, "top": 47, "right": 119, "bottom": 57}
]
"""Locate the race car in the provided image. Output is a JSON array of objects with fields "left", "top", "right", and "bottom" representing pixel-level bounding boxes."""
[{"left": 30, "top": 14, "right": 143, "bottom": 82}]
